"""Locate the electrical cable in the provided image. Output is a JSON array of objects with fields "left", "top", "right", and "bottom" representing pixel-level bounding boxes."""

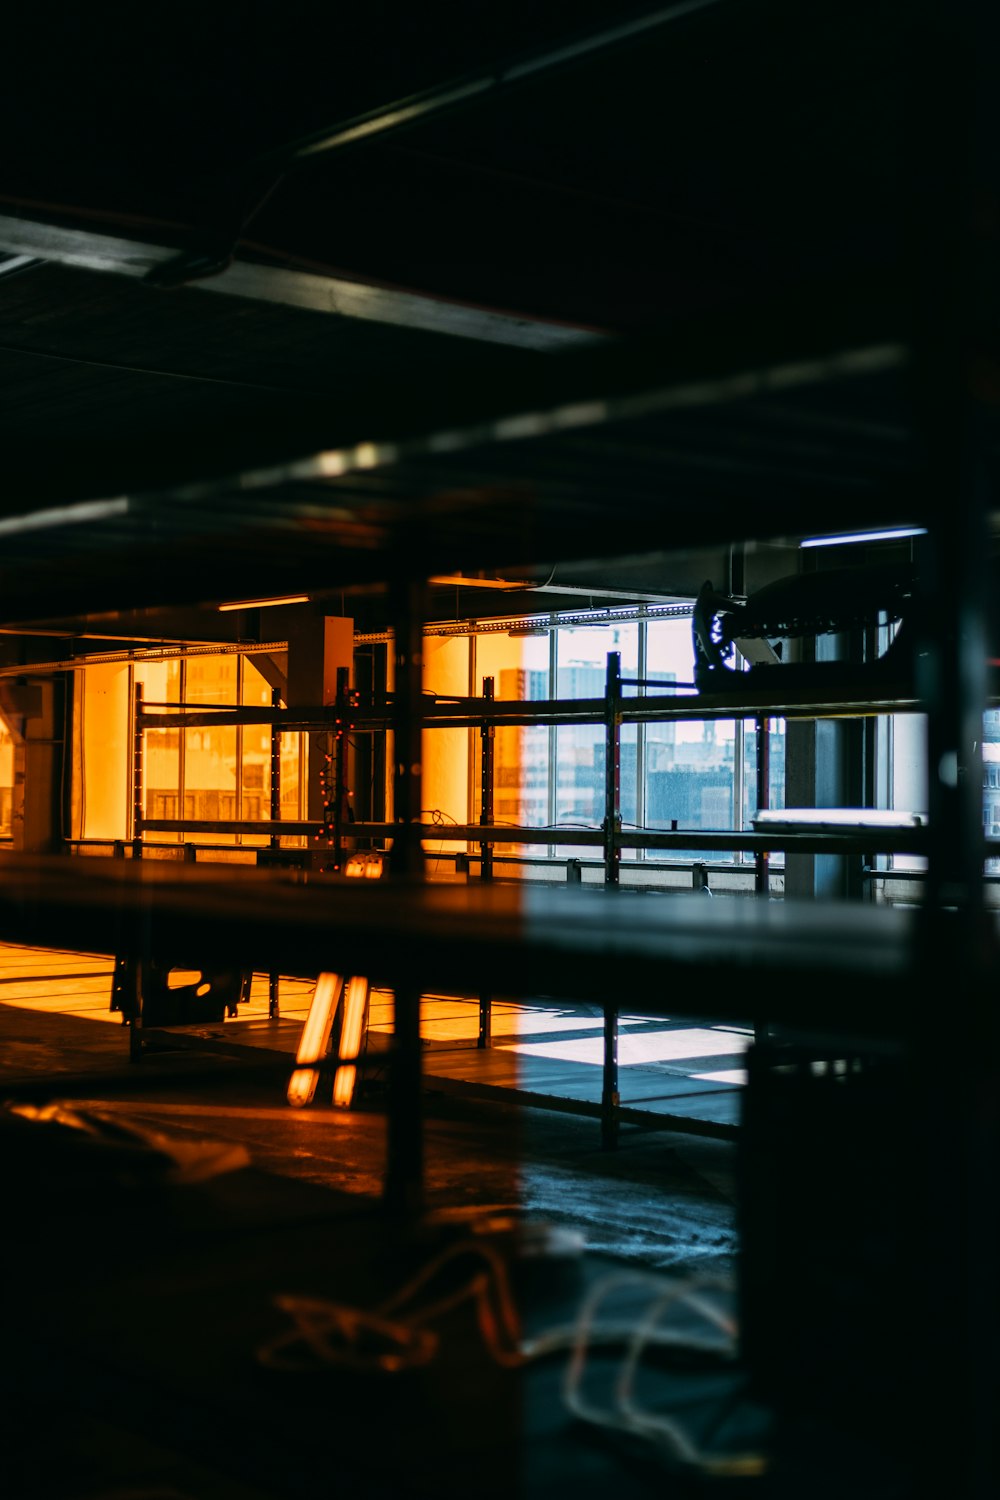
[
  {"left": 418, "top": 807, "right": 459, "bottom": 875},
  {"left": 256, "top": 1250, "right": 766, "bottom": 1476},
  {"left": 256, "top": 1234, "right": 523, "bottom": 1374},
  {"left": 614, "top": 1278, "right": 761, "bottom": 1476},
  {"left": 562, "top": 1269, "right": 767, "bottom": 1478}
]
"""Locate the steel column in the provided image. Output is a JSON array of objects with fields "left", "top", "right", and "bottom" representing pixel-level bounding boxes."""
[
  {"left": 601, "top": 651, "right": 622, "bottom": 1148},
  {"left": 478, "top": 675, "right": 495, "bottom": 1048},
  {"left": 603, "top": 651, "right": 622, "bottom": 887},
  {"left": 384, "top": 575, "right": 427, "bottom": 1217},
  {"left": 601, "top": 1002, "right": 620, "bottom": 1151},
  {"left": 753, "top": 715, "right": 771, "bottom": 1046},
  {"left": 131, "top": 681, "right": 144, "bottom": 859},
  {"left": 269, "top": 685, "right": 281, "bottom": 1017},
  {"left": 754, "top": 715, "right": 771, "bottom": 896},
  {"left": 387, "top": 579, "right": 426, "bottom": 882},
  {"left": 332, "top": 665, "right": 350, "bottom": 875},
  {"left": 902, "top": 11, "right": 999, "bottom": 1493}
]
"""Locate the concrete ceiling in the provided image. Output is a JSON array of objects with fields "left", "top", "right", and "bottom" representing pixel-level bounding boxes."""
[{"left": 0, "top": 1, "right": 994, "bottom": 631}]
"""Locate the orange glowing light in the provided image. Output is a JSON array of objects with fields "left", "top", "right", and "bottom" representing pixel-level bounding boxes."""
[
  {"left": 287, "top": 971, "right": 343, "bottom": 1108},
  {"left": 333, "top": 975, "right": 370, "bottom": 1108}
]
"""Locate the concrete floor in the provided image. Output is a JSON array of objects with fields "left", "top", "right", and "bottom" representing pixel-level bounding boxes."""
[
  {"left": 0, "top": 940, "right": 754, "bottom": 1500},
  {"left": 0, "top": 940, "right": 740, "bottom": 1276},
  {"left": 1, "top": 941, "right": 932, "bottom": 1499}
]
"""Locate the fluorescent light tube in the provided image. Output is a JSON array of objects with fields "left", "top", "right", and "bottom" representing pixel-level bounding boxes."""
[
  {"left": 218, "top": 594, "right": 310, "bottom": 611},
  {"left": 799, "top": 526, "right": 926, "bottom": 549}
]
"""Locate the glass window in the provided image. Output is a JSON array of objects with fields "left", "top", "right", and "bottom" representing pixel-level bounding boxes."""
[
  {"left": 72, "top": 651, "right": 309, "bottom": 852},
  {"left": 644, "top": 618, "right": 739, "bottom": 858},
  {"left": 183, "top": 655, "right": 238, "bottom": 844},
  {"left": 473, "top": 632, "right": 550, "bottom": 870},
  {"left": 887, "top": 712, "right": 928, "bottom": 877},
  {"left": 421, "top": 634, "right": 470, "bottom": 855},
  {"left": 742, "top": 717, "right": 787, "bottom": 832},
  {"left": 241, "top": 658, "right": 276, "bottom": 846},
  {"left": 554, "top": 624, "right": 638, "bottom": 859},
  {"left": 456, "top": 610, "right": 775, "bottom": 880},
  {"left": 475, "top": 630, "right": 550, "bottom": 831},
  {"left": 134, "top": 659, "right": 181, "bottom": 842}
]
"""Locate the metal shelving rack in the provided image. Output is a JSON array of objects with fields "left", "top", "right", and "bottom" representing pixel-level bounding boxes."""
[
  {"left": 133, "top": 656, "right": 939, "bottom": 870},
  {"left": 125, "top": 638, "right": 961, "bottom": 1150}
]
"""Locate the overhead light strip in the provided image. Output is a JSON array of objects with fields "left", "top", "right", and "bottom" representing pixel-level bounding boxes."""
[
  {"left": 217, "top": 595, "right": 310, "bottom": 612},
  {"left": 0, "top": 496, "right": 130, "bottom": 537},
  {"left": 800, "top": 526, "right": 927, "bottom": 549}
]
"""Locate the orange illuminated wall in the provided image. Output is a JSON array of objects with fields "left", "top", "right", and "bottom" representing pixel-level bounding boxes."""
[
  {"left": 420, "top": 635, "right": 471, "bottom": 853},
  {"left": 0, "top": 718, "right": 13, "bottom": 837},
  {"left": 72, "top": 653, "right": 304, "bottom": 845},
  {"left": 72, "top": 662, "right": 131, "bottom": 839}
]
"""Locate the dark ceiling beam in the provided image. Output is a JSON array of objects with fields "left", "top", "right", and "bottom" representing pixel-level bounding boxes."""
[
  {"left": 143, "top": 0, "right": 728, "bottom": 296},
  {"left": 120, "top": 339, "right": 906, "bottom": 506},
  {"left": 0, "top": 212, "right": 603, "bottom": 351},
  {"left": 273, "top": 0, "right": 725, "bottom": 167}
]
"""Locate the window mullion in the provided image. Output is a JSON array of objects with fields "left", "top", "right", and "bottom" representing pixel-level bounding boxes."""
[
  {"left": 636, "top": 619, "right": 646, "bottom": 862},
  {"left": 548, "top": 627, "right": 558, "bottom": 858},
  {"left": 235, "top": 655, "right": 244, "bottom": 846}
]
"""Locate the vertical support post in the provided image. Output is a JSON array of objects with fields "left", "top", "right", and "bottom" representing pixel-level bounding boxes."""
[
  {"left": 384, "top": 573, "right": 426, "bottom": 1218},
  {"left": 478, "top": 676, "right": 495, "bottom": 1048},
  {"left": 269, "top": 686, "right": 281, "bottom": 1017},
  {"left": 269, "top": 687, "right": 281, "bottom": 838},
  {"left": 127, "top": 959, "right": 143, "bottom": 1063},
  {"left": 901, "top": 12, "right": 999, "bottom": 1493},
  {"left": 178, "top": 658, "right": 187, "bottom": 837},
  {"left": 635, "top": 613, "right": 647, "bottom": 863},
  {"left": 110, "top": 953, "right": 129, "bottom": 1015},
  {"left": 603, "top": 652, "right": 622, "bottom": 887},
  {"left": 131, "top": 681, "right": 144, "bottom": 860},
  {"left": 601, "top": 1002, "right": 619, "bottom": 1151},
  {"left": 754, "top": 715, "right": 771, "bottom": 896},
  {"left": 235, "top": 655, "right": 244, "bottom": 847},
  {"left": 109, "top": 837, "right": 127, "bottom": 1015},
  {"left": 753, "top": 715, "right": 771, "bottom": 1046},
  {"left": 388, "top": 578, "right": 426, "bottom": 883},
  {"left": 479, "top": 677, "right": 495, "bottom": 881},
  {"left": 602, "top": 651, "right": 622, "bottom": 1149},
  {"left": 332, "top": 665, "right": 350, "bottom": 876}
]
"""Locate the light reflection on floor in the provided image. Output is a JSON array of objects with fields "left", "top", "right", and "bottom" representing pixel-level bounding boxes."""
[
  {"left": 0, "top": 943, "right": 749, "bottom": 1106},
  {"left": 0, "top": 941, "right": 742, "bottom": 1271}
]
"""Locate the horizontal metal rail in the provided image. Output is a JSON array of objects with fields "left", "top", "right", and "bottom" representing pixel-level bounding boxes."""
[
  {"left": 134, "top": 816, "right": 935, "bottom": 857},
  {"left": 137, "top": 687, "right": 928, "bottom": 736}
]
